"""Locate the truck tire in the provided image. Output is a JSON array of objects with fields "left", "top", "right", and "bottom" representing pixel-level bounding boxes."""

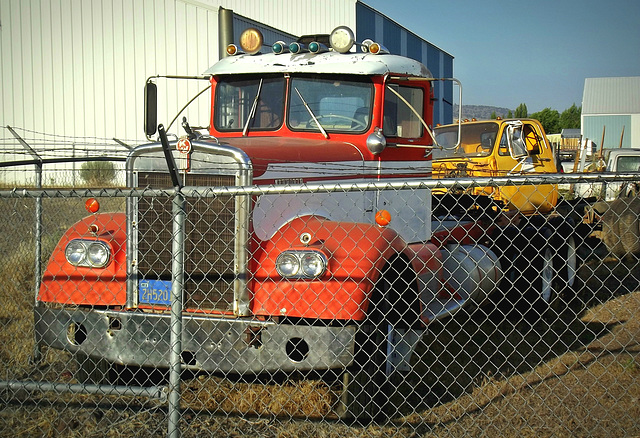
[
  {"left": 489, "top": 226, "right": 521, "bottom": 305},
  {"left": 338, "top": 304, "right": 390, "bottom": 421},
  {"left": 491, "top": 225, "right": 556, "bottom": 322},
  {"left": 548, "top": 216, "right": 577, "bottom": 293},
  {"left": 516, "top": 225, "right": 557, "bottom": 322},
  {"left": 521, "top": 246, "right": 555, "bottom": 321},
  {"left": 337, "top": 257, "right": 419, "bottom": 421}
]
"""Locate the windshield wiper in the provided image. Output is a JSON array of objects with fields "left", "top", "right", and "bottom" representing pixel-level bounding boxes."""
[
  {"left": 294, "top": 87, "right": 328, "bottom": 139},
  {"left": 242, "top": 79, "right": 263, "bottom": 136}
]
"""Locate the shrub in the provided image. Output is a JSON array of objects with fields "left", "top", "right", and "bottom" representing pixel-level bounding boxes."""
[{"left": 79, "top": 161, "right": 116, "bottom": 186}]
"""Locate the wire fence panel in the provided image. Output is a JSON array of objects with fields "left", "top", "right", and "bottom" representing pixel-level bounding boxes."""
[{"left": 2, "top": 171, "right": 640, "bottom": 437}]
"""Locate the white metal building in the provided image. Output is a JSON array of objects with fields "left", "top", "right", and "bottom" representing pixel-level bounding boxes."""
[
  {"left": 582, "top": 76, "right": 640, "bottom": 149},
  {"left": 0, "top": 0, "right": 454, "bottom": 179}
]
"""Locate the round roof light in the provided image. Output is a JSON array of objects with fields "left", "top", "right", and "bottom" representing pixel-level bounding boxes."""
[
  {"left": 309, "top": 41, "right": 328, "bottom": 54},
  {"left": 329, "top": 26, "right": 355, "bottom": 54},
  {"left": 289, "top": 42, "right": 307, "bottom": 54},
  {"left": 361, "top": 39, "right": 374, "bottom": 53},
  {"left": 239, "top": 28, "right": 263, "bottom": 55},
  {"left": 272, "top": 41, "right": 288, "bottom": 54},
  {"left": 367, "top": 42, "right": 389, "bottom": 55},
  {"left": 226, "top": 44, "right": 239, "bottom": 56}
]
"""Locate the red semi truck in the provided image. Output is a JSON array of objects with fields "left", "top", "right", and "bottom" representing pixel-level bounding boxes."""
[{"left": 34, "top": 26, "right": 574, "bottom": 419}]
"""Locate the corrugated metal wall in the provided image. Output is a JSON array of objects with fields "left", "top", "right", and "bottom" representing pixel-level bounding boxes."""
[
  {"left": 582, "top": 77, "right": 640, "bottom": 149},
  {"left": 0, "top": 0, "right": 222, "bottom": 143}
]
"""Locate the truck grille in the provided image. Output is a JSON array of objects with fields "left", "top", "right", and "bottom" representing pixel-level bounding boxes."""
[{"left": 136, "top": 172, "right": 238, "bottom": 311}]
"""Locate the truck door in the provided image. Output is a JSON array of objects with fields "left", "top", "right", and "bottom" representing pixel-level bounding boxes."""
[{"left": 495, "top": 121, "right": 557, "bottom": 213}]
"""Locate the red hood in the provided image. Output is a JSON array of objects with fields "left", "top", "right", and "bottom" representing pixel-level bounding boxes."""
[{"left": 217, "top": 137, "right": 367, "bottom": 180}]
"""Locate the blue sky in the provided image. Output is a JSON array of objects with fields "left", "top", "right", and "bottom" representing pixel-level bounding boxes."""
[{"left": 364, "top": 0, "right": 640, "bottom": 113}]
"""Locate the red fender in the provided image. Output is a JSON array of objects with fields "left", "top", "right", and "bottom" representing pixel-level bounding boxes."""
[
  {"left": 38, "top": 213, "right": 127, "bottom": 306},
  {"left": 251, "top": 216, "right": 412, "bottom": 321}
]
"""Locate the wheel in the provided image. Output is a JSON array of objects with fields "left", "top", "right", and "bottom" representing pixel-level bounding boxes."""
[
  {"left": 548, "top": 217, "right": 578, "bottom": 293},
  {"left": 337, "top": 258, "right": 419, "bottom": 421},
  {"left": 491, "top": 224, "right": 556, "bottom": 322},
  {"left": 338, "top": 303, "right": 390, "bottom": 421},
  {"left": 602, "top": 196, "right": 640, "bottom": 258},
  {"left": 489, "top": 225, "right": 521, "bottom": 297},
  {"left": 515, "top": 224, "right": 557, "bottom": 322},
  {"left": 522, "top": 246, "right": 555, "bottom": 319}
]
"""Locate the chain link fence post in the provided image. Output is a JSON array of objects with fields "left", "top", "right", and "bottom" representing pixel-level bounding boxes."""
[{"left": 168, "top": 190, "right": 186, "bottom": 438}]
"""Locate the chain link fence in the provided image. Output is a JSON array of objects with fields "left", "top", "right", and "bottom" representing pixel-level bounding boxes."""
[{"left": 1, "top": 161, "right": 640, "bottom": 437}]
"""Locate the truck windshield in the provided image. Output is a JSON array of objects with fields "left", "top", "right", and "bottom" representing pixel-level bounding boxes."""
[
  {"left": 214, "top": 75, "right": 285, "bottom": 132},
  {"left": 288, "top": 76, "right": 373, "bottom": 133},
  {"left": 433, "top": 122, "right": 500, "bottom": 159}
]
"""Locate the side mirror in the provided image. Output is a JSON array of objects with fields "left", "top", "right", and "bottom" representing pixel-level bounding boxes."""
[
  {"left": 366, "top": 127, "right": 387, "bottom": 154},
  {"left": 144, "top": 81, "right": 158, "bottom": 137}
]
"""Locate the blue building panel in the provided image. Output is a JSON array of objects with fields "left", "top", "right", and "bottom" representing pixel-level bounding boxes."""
[
  {"left": 355, "top": 2, "right": 454, "bottom": 125},
  {"left": 382, "top": 20, "right": 402, "bottom": 55},
  {"left": 442, "top": 52, "right": 454, "bottom": 123},
  {"left": 406, "top": 33, "right": 422, "bottom": 64},
  {"left": 356, "top": 4, "right": 377, "bottom": 39},
  {"left": 583, "top": 115, "right": 631, "bottom": 149}
]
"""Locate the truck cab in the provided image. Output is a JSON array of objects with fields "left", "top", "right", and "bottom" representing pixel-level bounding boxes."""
[{"left": 432, "top": 118, "right": 559, "bottom": 214}]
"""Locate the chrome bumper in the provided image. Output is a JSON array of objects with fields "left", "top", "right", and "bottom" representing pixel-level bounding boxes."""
[{"left": 34, "top": 306, "right": 356, "bottom": 373}]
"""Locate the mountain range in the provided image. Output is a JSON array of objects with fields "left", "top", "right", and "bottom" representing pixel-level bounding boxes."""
[{"left": 453, "top": 104, "right": 512, "bottom": 121}]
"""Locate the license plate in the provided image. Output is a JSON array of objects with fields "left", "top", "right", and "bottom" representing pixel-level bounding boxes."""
[{"left": 139, "top": 279, "right": 172, "bottom": 305}]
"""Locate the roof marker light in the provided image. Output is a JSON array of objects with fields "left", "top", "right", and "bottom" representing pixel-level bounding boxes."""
[
  {"left": 361, "top": 39, "right": 374, "bottom": 52},
  {"left": 329, "top": 26, "right": 355, "bottom": 53},
  {"left": 368, "top": 42, "right": 389, "bottom": 55},
  {"left": 226, "top": 44, "right": 241, "bottom": 56},
  {"left": 239, "top": 28, "right": 263, "bottom": 55},
  {"left": 272, "top": 41, "right": 289, "bottom": 54},
  {"left": 309, "top": 41, "right": 329, "bottom": 54},
  {"left": 289, "top": 42, "right": 308, "bottom": 54}
]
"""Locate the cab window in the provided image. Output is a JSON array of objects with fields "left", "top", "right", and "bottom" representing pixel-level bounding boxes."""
[
  {"left": 383, "top": 84, "right": 424, "bottom": 139},
  {"left": 288, "top": 75, "right": 373, "bottom": 133},
  {"left": 214, "top": 75, "right": 285, "bottom": 132}
]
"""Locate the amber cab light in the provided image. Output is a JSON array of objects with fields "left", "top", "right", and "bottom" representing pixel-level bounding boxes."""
[{"left": 85, "top": 198, "right": 100, "bottom": 214}]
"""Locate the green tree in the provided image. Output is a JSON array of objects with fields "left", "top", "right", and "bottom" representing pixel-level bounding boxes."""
[
  {"left": 507, "top": 110, "right": 513, "bottom": 118},
  {"left": 530, "top": 107, "right": 560, "bottom": 134},
  {"left": 491, "top": 111, "right": 497, "bottom": 119},
  {"left": 559, "top": 103, "right": 581, "bottom": 129},
  {"left": 514, "top": 103, "right": 528, "bottom": 118},
  {"left": 80, "top": 161, "right": 117, "bottom": 186}
]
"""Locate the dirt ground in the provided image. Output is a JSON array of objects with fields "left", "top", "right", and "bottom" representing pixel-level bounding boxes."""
[{"left": 1, "top": 205, "right": 640, "bottom": 437}]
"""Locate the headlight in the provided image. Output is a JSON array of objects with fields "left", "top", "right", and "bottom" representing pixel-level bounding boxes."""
[
  {"left": 276, "top": 250, "right": 327, "bottom": 279},
  {"left": 276, "top": 253, "right": 300, "bottom": 277},
  {"left": 65, "top": 239, "right": 111, "bottom": 268}
]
